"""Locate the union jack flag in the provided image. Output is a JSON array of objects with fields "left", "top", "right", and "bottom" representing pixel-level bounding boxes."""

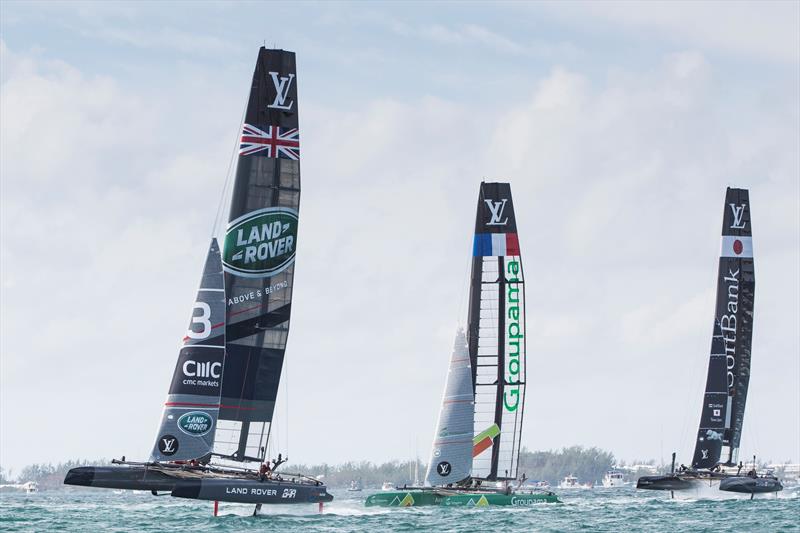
[{"left": 239, "top": 123, "right": 300, "bottom": 159}]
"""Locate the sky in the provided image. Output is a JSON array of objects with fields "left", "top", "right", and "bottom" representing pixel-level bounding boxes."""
[{"left": 1, "top": 1, "right": 798, "bottom": 476}]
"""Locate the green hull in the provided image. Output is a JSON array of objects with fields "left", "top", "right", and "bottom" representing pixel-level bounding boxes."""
[
  {"left": 365, "top": 490, "right": 560, "bottom": 507},
  {"left": 441, "top": 492, "right": 560, "bottom": 506},
  {"left": 365, "top": 490, "right": 444, "bottom": 507}
]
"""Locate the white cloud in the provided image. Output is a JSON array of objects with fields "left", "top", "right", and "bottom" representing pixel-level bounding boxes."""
[
  {"left": 418, "top": 21, "right": 579, "bottom": 59},
  {"left": 0, "top": 40, "right": 236, "bottom": 470},
  {"left": 538, "top": 0, "right": 800, "bottom": 64},
  {"left": 88, "top": 26, "right": 242, "bottom": 55}
]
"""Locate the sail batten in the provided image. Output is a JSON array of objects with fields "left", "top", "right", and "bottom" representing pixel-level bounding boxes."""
[{"left": 692, "top": 188, "right": 754, "bottom": 469}]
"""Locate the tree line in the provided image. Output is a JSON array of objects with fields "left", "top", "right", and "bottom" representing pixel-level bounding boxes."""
[{"left": 2, "top": 447, "right": 660, "bottom": 490}]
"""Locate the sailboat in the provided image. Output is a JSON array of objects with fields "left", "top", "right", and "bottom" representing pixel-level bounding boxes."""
[
  {"left": 64, "top": 47, "right": 333, "bottom": 511},
  {"left": 365, "top": 182, "right": 559, "bottom": 507},
  {"left": 637, "top": 188, "right": 782, "bottom": 498}
]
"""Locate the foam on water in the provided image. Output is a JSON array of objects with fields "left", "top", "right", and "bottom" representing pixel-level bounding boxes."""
[{"left": 1, "top": 488, "right": 798, "bottom": 532}]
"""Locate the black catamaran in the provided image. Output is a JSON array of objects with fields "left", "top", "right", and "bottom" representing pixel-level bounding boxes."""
[
  {"left": 637, "top": 188, "right": 782, "bottom": 498},
  {"left": 366, "top": 182, "right": 558, "bottom": 506},
  {"left": 65, "top": 48, "right": 333, "bottom": 511}
]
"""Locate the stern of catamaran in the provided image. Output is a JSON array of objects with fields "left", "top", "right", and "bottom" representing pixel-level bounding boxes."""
[{"left": 64, "top": 465, "right": 179, "bottom": 492}]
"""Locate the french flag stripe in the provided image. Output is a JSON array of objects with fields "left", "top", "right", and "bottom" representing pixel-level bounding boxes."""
[
  {"left": 506, "top": 233, "right": 520, "bottom": 256},
  {"left": 473, "top": 233, "right": 492, "bottom": 256},
  {"left": 491, "top": 234, "right": 507, "bottom": 256},
  {"left": 473, "top": 233, "right": 520, "bottom": 256}
]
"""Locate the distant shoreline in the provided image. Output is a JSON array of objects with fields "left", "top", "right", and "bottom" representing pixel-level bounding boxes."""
[{"left": 4, "top": 446, "right": 797, "bottom": 491}]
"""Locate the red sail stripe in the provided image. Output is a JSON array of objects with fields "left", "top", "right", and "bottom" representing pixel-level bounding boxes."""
[
  {"left": 506, "top": 233, "right": 520, "bottom": 256},
  {"left": 473, "top": 437, "right": 493, "bottom": 457},
  {"left": 165, "top": 402, "right": 257, "bottom": 411}
]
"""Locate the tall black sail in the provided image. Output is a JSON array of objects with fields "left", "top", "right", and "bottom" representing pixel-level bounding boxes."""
[
  {"left": 468, "top": 182, "right": 526, "bottom": 481},
  {"left": 214, "top": 48, "right": 301, "bottom": 463},
  {"left": 692, "top": 188, "right": 754, "bottom": 468}
]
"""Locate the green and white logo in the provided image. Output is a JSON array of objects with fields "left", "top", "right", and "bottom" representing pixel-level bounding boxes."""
[
  {"left": 177, "top": 411, "right": 213, "bottom": 436},
  {"left": 223, "top": 207, "right": 299, "bottom": 278}
]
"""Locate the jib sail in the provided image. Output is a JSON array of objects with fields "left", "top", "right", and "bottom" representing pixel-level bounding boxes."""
[
  {"left": 425, "top": 329, "right": 474, "bottom": 486},
  {"left": 692, "top": 188, "right": 754, "bottom": 468},
  {"left": 151, "top": 239, "right": 225, "bottom": 462},
  {"left": 214, "top": 47, "right": 301, "bottom": 463},
  {"left": 468, "top": 182, "right": 526, "bottom": 481}
]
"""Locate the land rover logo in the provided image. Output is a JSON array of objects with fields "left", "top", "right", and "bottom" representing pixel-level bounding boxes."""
[
  {"left": 223, "top": 207, "right": 298, "bottom": 278},
  {"left": 437, "top": 461, "right": 452, "bottom": 476},
  {"left": 158, "top": 434, "right": 179, "bottom": 456},
  {"left": 177, "top": 411, "right": 213, "bottom": 437}
]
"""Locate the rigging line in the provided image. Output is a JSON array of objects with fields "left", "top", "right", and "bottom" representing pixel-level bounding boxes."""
[
  {"left": 254, "top": 420, "right": 267, "bottom": 462},
  {"left": 211, "top": 101, "right": 248, "bottom": 238},
  {"left": 678, "top": 318, "right": 711, "bottom": 461},
  {"left": 457, "top": 227, "right": 474, "bottom": 329},
  {"left": 285, "top": 349, "right": 289, "bottom": 455}
]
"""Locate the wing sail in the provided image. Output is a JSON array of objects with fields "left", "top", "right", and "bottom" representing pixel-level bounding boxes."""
[
  {"left": 214, "top": 48, "right": 301, "bottom": 463},
  {"left": 692, "top": 188, "right": 754, "bottom": 468},
  {"left": 468, "top": 182, "right": 526, "bottom": 481}
]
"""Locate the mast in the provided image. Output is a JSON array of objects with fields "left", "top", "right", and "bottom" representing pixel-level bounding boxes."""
[
  {"left": 214, "top": 48, "right": 301, "bottom": 464},
  {"left": 692, "top": 188, "right": 754, "bottom": 468},
  {"left": 468, "top": 182, "right": 525, "bottom": 481},
  {"left": 151, "top": 239, "right": 225, "bottom": 462}
]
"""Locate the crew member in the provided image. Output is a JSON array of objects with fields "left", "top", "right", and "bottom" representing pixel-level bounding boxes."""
[{"left": 259, "top": 462, "right": 271, "bottom": 481}]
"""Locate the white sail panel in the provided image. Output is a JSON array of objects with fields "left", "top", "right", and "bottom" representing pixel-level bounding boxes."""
[
  {"left": 496, "top": 254, "right": 525, "bottom": 479},
  {"left": 471, "top": 259, "right": 501, "bottom": 479},
  {"left": 426, "top": 329, "right": 474, "bottom": 486}
]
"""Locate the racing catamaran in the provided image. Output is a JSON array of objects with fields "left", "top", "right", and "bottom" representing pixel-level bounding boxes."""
[
  {"left": 64, "top": 47, "right": 333, "bottom": 512},
  {"left": 366, "top": 182, "right": 558, "bottom": 507},
  {"left": 637, "top": 188, "right": 782, "bottom": 498}
]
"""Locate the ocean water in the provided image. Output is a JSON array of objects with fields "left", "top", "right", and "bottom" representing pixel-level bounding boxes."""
[{"left": 1, "top": 487, "right": 798, "bottom": 532}]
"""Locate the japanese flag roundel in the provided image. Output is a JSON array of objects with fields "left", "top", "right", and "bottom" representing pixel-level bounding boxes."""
[{"left": 720, "top": 235, "right": 753, "bottom": 258}]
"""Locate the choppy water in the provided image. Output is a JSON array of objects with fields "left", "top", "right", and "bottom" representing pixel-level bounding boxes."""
[{"left": 1, "top": 487, "right": 798, "bottom": 532}]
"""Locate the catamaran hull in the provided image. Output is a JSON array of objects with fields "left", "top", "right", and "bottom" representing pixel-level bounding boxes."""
[
  {"left": 636, "top": 475, "right": 697, "bottom": 491},
  {"left": 718, "top": 476, "right": 783, "bottom": 494},
  {"left": 441, "top": 492, "right": 560, "bottom": 506},
  {"left": 64, "top": 465, "right": 333, "bottom": 504},
  {"left": 365, "top": 490, "right": 559, "bottom": 507},
  {"left": 365, "top": 490, "right": 444, "bottom": 506},
  {"left": 171, "top": 478, "right": 333, "bottom": 504},
  {"left": 637, "top": 474, "right": 782, "bottom": 497},
  {"left": 64, "top": 466, "right": 178, "bottom": 492}
]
